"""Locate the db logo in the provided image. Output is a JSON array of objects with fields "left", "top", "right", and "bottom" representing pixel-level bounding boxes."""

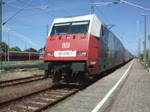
[{"left": 62, "top": 43, "right": 70, "bottom": 48}]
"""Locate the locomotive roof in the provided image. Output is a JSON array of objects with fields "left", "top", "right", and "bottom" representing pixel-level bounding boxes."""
[
  {"left": 50, "top": 14, "right": 104, "bottom": 37},
  {"left": 52, "top": 14, "right": 103, "bottom": 24},
  {"left": 50, "top": 14, "right": 118, "bottom": 38},
  {"left": 52, "top": 14, "right": 123, "bottom": 47}
]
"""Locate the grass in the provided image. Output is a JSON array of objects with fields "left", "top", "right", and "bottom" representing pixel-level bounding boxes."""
[
  {"left": 0, "top": 60, "right": 44, "bottom": 74},
  {"left": 140, "top": 60, "right": 150, "bottom": 69},
  {"left": 2, "top": 60, "right": 43, "bottom": 66}
]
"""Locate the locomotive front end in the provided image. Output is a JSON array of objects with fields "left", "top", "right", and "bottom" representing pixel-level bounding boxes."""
[{"left": 39, "top": 18, "right": 91, "bottom": 85}]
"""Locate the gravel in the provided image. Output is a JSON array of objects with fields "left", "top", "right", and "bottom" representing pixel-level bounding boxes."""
[
  {"left": 0, "top": 70, "right": 53, "bottom": 103},
  {"left": 0, "top": 69, "right": 44, "bottom": 81}
]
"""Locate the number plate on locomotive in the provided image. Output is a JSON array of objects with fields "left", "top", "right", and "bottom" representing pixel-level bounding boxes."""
[{"left": 54, "top": 50, "right": 76, "bottom": 57}]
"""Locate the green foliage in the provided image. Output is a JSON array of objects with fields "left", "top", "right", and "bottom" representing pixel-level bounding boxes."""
[
  {"left": 24, "top": 48, "right": 37, "bottom": 52},
  {"left": 1, "top": 42, "right": 8, "bottom": 52},
  {"left": 140, "top": 54, "right": 144, "bottom": 61},
  {"left": 38, "top": 47, "right": 44, "bottom": 52},
  {"left": 1, "top": 42, "right": 22, "bottom": 52},
  {"left": 140, "top": 51, "right": 149, "bottom": 61},
  {"left": 140, "top": 50, "right": 150, "bottom": 67},
  {"left": 1, "top": 42, "right": 38, "bottom": 53},
  {"left": 9, "top": 46, "right": 21, "bottom": 51}
]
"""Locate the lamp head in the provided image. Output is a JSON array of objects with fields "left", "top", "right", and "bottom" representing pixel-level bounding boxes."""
[
  {"left": 9, "top": 29, "right": 12, "bottom": 31},
  {"left": 141, "top": 14, "right": 146, "bottom": 16}
]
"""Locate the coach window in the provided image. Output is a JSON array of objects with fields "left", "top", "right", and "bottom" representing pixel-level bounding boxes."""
[
  {"left": 101, "top": 25, "right": 108, "bottom": 37},
  {"left": 100, "top": 25, "right": 104, "bottom": 37}
]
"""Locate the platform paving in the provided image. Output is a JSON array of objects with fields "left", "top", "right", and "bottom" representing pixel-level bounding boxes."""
[
  {"left": 102, "top": 60, "right": 150, "bottom": 112},
  {"left": 46, "top": 60, "right": 150, "bottom": 112}
]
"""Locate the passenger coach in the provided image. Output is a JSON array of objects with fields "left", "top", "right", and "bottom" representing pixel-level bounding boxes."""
[{"left": 38, "top": 14, "right": 133, "bottom": 85}]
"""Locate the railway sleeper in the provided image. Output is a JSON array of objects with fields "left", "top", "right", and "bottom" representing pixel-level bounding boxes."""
[{"left": 16, "top": 104, "right": 38, "bottom": 111}]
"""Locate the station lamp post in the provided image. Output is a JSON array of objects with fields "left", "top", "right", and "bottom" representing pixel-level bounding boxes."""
[
  {"left": 0, "top": 0, "right": 2, "bottom": 71},
  {"left": 8, "top": 29, "right": 12, "bottom": 63},
  {"left": 148, "top": 35, "right": 150, "bottom": 66},
  {"left": 141, "top": 14, "right": 147, "bottom": 65}
]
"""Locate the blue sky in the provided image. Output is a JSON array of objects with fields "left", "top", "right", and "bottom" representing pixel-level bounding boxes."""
[{"left": 2, "top": 0, "right": 150, "bottom": 55}]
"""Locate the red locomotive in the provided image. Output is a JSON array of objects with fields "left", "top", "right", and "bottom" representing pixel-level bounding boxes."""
[{"left": 38, "top": 14, "right": 133, "bottom": 85}]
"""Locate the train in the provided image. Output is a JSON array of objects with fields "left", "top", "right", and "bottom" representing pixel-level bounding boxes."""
[
  {"left": 38, "top": 14, "right": 133, "bottom": 85},
  {"left": 1, "top": 51, "right": 40, "bottom": 61}
]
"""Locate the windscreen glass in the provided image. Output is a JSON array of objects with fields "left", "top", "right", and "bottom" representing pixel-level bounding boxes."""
[
  {"left": 69, "top": 21, "right": 89, "bottom": 34},
  {"left": 50, "top": 21, "right": 89, "bottom": 35},
  {"left": 51, "top": 23, "right": 70, "bottom": 35}
]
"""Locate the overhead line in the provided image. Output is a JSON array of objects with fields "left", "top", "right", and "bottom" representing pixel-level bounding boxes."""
[
  {"left": 119, "top": 0, "right": 150, "bottom": 12},
  {"left": 2, "top": 0, "right": 17, "bottom": 4},
  {"left": 2, "top": 0, "right": 35, "bottom": 25}
]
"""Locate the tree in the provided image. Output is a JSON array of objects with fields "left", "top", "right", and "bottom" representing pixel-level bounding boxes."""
[
  {"left": 38, "top": 47, "right": 44, "bottom": 52},
  {"left": 9, "top": 46, "right": 21, "bottom": 51},
  {"left": 24, "top": 48, "right": 37, "bottom": 52},
  {"left": 1, "top": 42, "right": 8, "bottom": 52},
  {"left": 29, "top": 48, "right": 37, "bottom": 52}
]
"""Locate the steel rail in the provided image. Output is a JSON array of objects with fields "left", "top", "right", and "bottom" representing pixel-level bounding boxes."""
[
  {"left": 0, "top": 75, "right": 44, "bottom": 88},
  {"left": 0, "top": 84, "right": 80, "bottom": 111}
]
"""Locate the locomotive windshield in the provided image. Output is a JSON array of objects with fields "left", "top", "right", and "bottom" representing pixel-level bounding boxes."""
[{"left": 50, "top": 21, "right": 89, "bottom": 35}]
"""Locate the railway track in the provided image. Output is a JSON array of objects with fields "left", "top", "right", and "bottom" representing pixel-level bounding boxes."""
[
  {"left": 0, "top": 75, "right": 44, "bottom": 88},
  {"left": 0, "top": 85, "right": 79, "bottom": 112},
  {"left": 0, "top": 62, "right": 127, "bottom": 111},
  {"left": 3, "top": 63, "right": 38, "bottom": 70}
]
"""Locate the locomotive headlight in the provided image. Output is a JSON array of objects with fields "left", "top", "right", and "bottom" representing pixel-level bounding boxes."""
[
  {"left": 47, "top": 52, "right": 54, "bottom": 56},
  {"left": 77, "top": 51, "right": 87, "bottom": 56}
]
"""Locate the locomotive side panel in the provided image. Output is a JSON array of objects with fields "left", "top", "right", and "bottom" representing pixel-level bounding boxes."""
[
  {"left": 87, "top": 35, "right": 99, "bottom": 75},
  {"left": 87, "top": 15, "right": 101, "bottom": 75}
]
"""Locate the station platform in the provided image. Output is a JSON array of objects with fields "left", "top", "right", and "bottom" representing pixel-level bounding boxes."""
[{"left": 47, "top": 59, "right": 150, "bottom": 112}]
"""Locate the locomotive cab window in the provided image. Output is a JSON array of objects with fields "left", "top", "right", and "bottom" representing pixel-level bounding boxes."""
[
  {"left": 50, "top": 21, "right": 90, "bottom": 35},
  {"left": 51, "top": 23, "right": 70, "bottom": 35},
  {"left": 69, "top": 21, "right": 89, "bottom": 34}
]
